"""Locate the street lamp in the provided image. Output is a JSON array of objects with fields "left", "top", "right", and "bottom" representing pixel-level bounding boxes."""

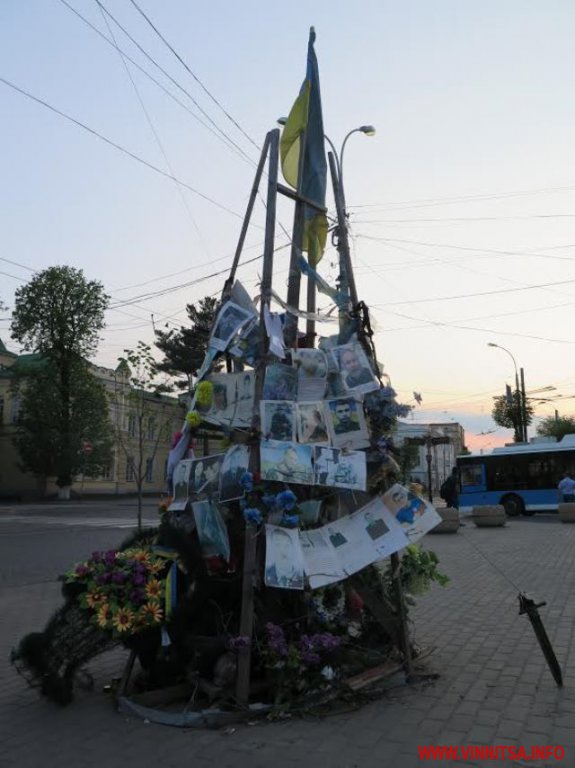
[{"left": 487, "top": 342, "right": 527, "bottom": 442}]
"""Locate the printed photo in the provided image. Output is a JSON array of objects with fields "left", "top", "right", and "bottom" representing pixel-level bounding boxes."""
[
  {"left": 210, "top": 301, "right": 254, "bottom": 352},
  {"left": 293, "top": 348, "right": 328, "bottom": 380},
  {"left": 265, "top": 525, "right": 305, "bottom": 590},
  {"left": 325, "top": 397, "right": 370, "bottom": 449},
  {"left": 194, "top": 371, "right": 255, "bottom": 428},
  {"left": 331, "top": 342, "right": 378, "bottom": 394},
  {"left": 382, "top": 483, "right": 442, "bottom": 542},
  {"left": 219, "top": 444, "right": 250, "bottom": 502},
  {"left": 260, "top": 440, "right": 314, "bottom": 485},
  {"left": 169, "top": 459, "right": 193, "bottom": 511},
  {"left": 313, "top": 446, "right": 366, "bottom": 490},
  {"left": 262, "top": 363, "right": 298, "bottom": 401},
  {"left": 192, "top": 500, "right": 230, "bottom": 561},
  {"left": 189, "top": 454, "right": 225, "bottom": 498},
  {"left": 260, "top": 401, "right": 296, "bottom": 442},
  {"left": 296, "top": 402, "right": 329, "bottom": 444}
]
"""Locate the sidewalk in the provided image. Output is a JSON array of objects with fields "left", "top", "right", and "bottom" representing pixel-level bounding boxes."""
[{"left": 2, "top": 515, "right": 575, "bottom": 767}]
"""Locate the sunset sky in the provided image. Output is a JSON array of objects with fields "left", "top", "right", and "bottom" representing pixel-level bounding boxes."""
[{"left": 2, "top": 1, "right": 575, "bottom": 452}]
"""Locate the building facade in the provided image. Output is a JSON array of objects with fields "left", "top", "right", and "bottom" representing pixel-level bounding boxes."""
[
  {"left": 0, "top": 339, "right": 184, "bottom": 499},
  {"left": 394, "top": 420, "right": 466, "bottom": 494}
]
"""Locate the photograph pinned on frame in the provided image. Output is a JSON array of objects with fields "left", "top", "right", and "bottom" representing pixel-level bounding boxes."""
[
  {"left": 325, "top": 396, "right": 370, "bottom": 450},
  {"left": 192, "top": 500, "right": 230, "bottom": 562},
  {"left": 260, "top": 401, "right": 296, "bottom": 442},
  {"left": 209, "top": 301, "right": 254, "bottom": 352},
  {"left": 292, "top": 348, "right": 328, "bottom": 401},
  {"left": 219, "top": 444, "right": 250, "bottom": 502},
  {"left": 265, "top": 524, "right": 305, "bottom": 590},
  {"left": 382, "top": 483, "right": 442, "bottom": 542},
  {"left": 296, "top": 402, "right": 329, "bottom": 445},
  {"left": 260, "top": 440, "right": 314, "bottom": 485},
  {"left": 189, "top": 454, "right": 225, "bottom": 498},
  {"left": 169, "top": 459, "right": 194, "bottom": 511},
  {"left": 193, "top": 371, "right": 255, "bottom": 429},
  {"left": 262, "top": 363, "right": 298, "bottom": 402},
  {"left": 331, "top": 342, "right": 379, "bottom": 395},
  {"left": 313, "top": 446, "right": 367, "bottom": 491}
]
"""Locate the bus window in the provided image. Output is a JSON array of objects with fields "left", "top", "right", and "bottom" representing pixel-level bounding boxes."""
[{"left": 460, "top": 463, "right": 485, "bottom": 489}]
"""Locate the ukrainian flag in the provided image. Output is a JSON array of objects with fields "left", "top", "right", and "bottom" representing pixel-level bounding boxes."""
[{"left": 280, "top": 27, "right": 328, "bottom": 266}]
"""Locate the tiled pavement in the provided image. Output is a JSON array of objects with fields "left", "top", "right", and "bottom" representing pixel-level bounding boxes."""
[{"left": 2, "top": 515, "right": 575, "bottom": 767}]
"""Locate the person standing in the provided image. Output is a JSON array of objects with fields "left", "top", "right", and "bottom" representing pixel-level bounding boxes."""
[
  {"left": 558, "top": 471, "right": 575, "bottom": 502},
  {"left": 441, "top": 467, "right": 459, "bottom": 510}
]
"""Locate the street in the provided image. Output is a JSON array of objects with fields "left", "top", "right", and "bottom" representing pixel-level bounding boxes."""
[{"left": 2, "top": 504, "right": 575, "bottom": 767}]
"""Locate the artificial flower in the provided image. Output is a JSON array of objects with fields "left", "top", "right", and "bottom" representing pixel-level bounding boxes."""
[
  {"left": 195, "top": 380, "right": 214, "bottom": 407},
  {"left": 112, "top": 607, "right": 134, "bottom": 633},
  {"left": 96, "top": 603, "right": 114, "bottom": 630},
  {"left": 240, "top": 471, "right": 254, "bottom": 492},
  {"left": 185, "top": 410, "right": 202, "bottom": 428},
  {"left": 85, "top": 590, "right": 105, "bottom": 609},
  {"left": 281, "top": 514, "right": 299, "bottom": 528},
  {"left": 140, "top": 602, "right": 163, "bottom": 625},
  {"left": 144, "top": 578, "right": 162, "bottom": 600},
  {"left": 276, "top": 490, "right": 297, "bottom": 511},
  {"left": 243, "top": 507, "right": 263, "bottom": 526}
]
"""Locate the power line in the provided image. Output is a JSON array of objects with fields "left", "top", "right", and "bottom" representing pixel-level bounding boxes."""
[
  {"left": 92, "top": 0, "right": 257, "bottom": 168},
  {"left": 0, "top": 74, "right": 249, "bottom": 222},
  {"left": 354, "top": 213, "right": 575, "bottom": 225},
  {"left": 127, "top": 0, "right": 260, "bottom": 152}
]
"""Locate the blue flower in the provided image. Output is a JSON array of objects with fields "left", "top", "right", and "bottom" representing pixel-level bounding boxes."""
[
  {"left": 240, "top": 471, "right": 254, "bottom": 492},
  {"left": 281, "top": 514, "right": 299, "bottom": 528},
  {"left": 243, "top": 507, "right": 263, "bottom": 526},
  {"left": 262, "top": 494, "right": 277, "bottom": 509},
  {"left": 276, "top": 490, "right": 297, "bottom": 511}
]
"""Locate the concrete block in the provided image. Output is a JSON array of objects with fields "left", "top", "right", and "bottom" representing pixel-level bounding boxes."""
[{"left": 472, "top": 505, "right": 506, "bottom": 527}]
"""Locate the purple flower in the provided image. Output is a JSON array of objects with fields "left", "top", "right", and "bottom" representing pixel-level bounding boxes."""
[
  {"left": 112, "top": 571, "right": 126, "bottom": 585},
  {"left": 265, "top": 622, "right": 288, "bottom": 656},
  {"left": 276, "top": 490, "right": 297, "bottom": 511},
  {"left": 133, "top": 573, "right": 146, "bottom": 586},
  {"left": 228, "top": 635, "right": 251, "bottom": 650},
  {"left": 74, "top": 564, "right": 89, "bottom": 578},
  {"left": 130, "top": 589, "right": 145, "bottom": 605},
  {"left": 240, "top": 472, "right": 254, "bottom": 492},
  {"left": 243, "top": 507, "right": 263, "bottom": 526},
  {"left": 104, "top": 550, "right": 117, "bottom": 565}
]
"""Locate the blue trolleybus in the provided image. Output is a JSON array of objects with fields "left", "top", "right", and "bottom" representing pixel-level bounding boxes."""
[{"left": 457, "top": 435, "right": 575, "bottom": 516}]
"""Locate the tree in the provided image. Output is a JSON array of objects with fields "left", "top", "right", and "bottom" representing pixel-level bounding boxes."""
[
  {"left": 491, "top": 391, "right": 534, "bottom": 442},
  {"left": 11, "top": 358, "right": 113, "bottom": 494},
  {"left": 154, "top": 296, "right": 219, "bottom": 390},
  {"left": 398, "top": 441, "right": 420, "bottom": 484},
  {"left": 10, "top": 266, "right": 109, "bottom": 496},
  {"left": 112, "top": 342, "right": 179, "bottom": 530},
  {"left": 536, "top": 415, "right": 575, "bottom": 441}
]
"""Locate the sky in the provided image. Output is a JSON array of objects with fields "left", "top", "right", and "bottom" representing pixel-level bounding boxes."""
[{"left": 2, "top": 0, "right": 575, "bottom": 453}]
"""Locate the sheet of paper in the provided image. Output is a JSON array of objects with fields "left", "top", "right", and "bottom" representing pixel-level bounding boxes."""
[
  {"left": 325, "top": 396, "right": 370, "bottom": 450},
  {"left": 260, "top": 400, "right": 296, "bottom": 442},
  {"left": 313, "top": 446, "right": 367, "bottom": 491},
  {"left": 381, "top": 483, "right": 442, "bottom": 542},
  {"left": 300, "top": 528, "right": 345, "bottom": 589},
  {"left": 265, "top": 524, "right": 305, "bottom": 590},
  {"left": 264, "top": 304, "right": 286, "bottom": 359},
  {"left": 192, "top": 500, "right": 230, "bottom": 561},
  {"left": 330, "top": 342, "right": 379, "bottom": 395},
  {"left": 210, "top": 301, "right": 254, "bottom": 352},
  {"left": 260, "top": 440, "right": 314, "bottom": 485},
  {"left": 292, "top": 349, "right": 327, "bottom": 402},
  {"left": 168, "top": 459, "right": 193, "bottom": 511}
]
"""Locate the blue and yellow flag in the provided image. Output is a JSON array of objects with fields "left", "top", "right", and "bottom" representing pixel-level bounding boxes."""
[{"left": 280, "top": 27, "right": 328, "bottom": 266}]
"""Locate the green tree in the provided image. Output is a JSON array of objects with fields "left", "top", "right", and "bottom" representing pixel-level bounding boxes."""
[
  {"left": 12, "top": 359, "right": 113, "bottom": 494},
  {"left": 398, "top": 441, "right": 420, "bottom": 484},
  {"left": 491, "top": 391, "right": 534, "bottom": 442},
  {"left": 154, "top": 296, "right": 219, "bottom": 390},
  {"left": 112, "top": 342, "right": 179, "bottom": 529},
  {"left": 10, "top": 266, "right": 109, "bottom": 495},
  {"left": 536, "top": 415, "right": 575, "bottom": 441}
]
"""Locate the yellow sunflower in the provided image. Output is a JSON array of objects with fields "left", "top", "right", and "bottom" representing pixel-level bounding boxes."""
[
  {"left": 131, "top": 551, "right": 151, "bottom": 565},
  {"left": 140, "top": 602, "right": 163, "bottom": 625},
  {"left": 86, "top": 590, "right": 105, "bottom": 609},
  {"left": 145, "top": 578, "right": 162, "bottom": 600},
  {"left": 148, "top": 560, "right": 165, "bottom": 575},
  {"left": 112, "top": 607, "right": 134, "bottom": 633},
  {"left": 96, "top": 603, "right": 114, "bottom": 630}
]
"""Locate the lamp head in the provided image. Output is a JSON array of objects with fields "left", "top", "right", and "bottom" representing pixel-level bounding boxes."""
[
  {"left": 487, "top": 342, "right": 498, "bottom": 348},
  {"left": 277, "top": 117, "right": 287, "bottom": 126},
  {"left": 359, "top": 125, "right": 376, "bottom": 136}
]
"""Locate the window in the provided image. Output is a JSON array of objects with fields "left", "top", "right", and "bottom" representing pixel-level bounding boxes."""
[
  {"left": 0, "top": 396, "right": 4, "bottom": 422},
  {"left": 101, "top": 465, "right": 113, "bottom": 480},
  {"left": 127, "top": 412, "right": 137, "bottom": 437},
  {"left": 126, "top": 457, "right": 135, "bottom": 482},
  {"left": 145, "top": 458, "right": 154, "bottom": 483},
  {"left": 10, "top": 395, "right": 21, "bottom": 424},
  {"left": 147, "top": 417, "right": 156, "bottom": 441}
]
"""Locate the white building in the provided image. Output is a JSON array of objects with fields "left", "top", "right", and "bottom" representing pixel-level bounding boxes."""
[{"left": 394, "top": 421, "right": 466, "bottom": 494}]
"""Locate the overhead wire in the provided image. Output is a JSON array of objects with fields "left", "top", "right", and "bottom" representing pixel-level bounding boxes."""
[
  {"left": 127, "top": 0, "right": 260, "bottom": 152},
  {"left": 0, "top": 75, "right": 252, "bottom": 222}
]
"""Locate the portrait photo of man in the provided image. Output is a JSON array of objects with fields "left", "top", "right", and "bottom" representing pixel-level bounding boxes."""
[
  {"left": 210, "top": 301, "right": 253, "bottom": 351},
  {"left": 264, "top": 526, "right": 304, "bottom": 590},
  {"left": 332, "top": 343, "right": 378, "bottom": 394},
  {"left": 219, "top": 445, "right": 250, "bottom": 501},
  {"left": 329, "top": 398, "right": 361, "bottom": 434},
  {"left": 261, "top": 441, "right": 313, "bottom": 485}
]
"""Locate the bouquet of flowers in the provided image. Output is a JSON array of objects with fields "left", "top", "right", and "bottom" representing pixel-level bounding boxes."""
[{"left": 66, "top": 548, "right": 169, "bottom": 639}]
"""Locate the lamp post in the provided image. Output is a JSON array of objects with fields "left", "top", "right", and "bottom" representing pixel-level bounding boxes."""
[{"left": 488, "top": 342, "right": 527, "bottom": 442}]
